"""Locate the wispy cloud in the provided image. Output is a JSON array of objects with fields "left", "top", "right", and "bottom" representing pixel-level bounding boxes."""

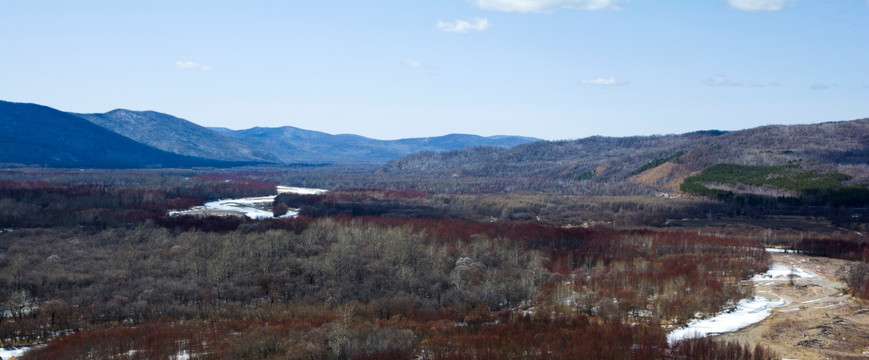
[
  {"left": 809, "top": 83, "right": 837, "bottom": 91},
  {"left": 726, "top": 0, "right": 794, "bottom": 12},
  {"left": 402, "top": 60, "right": 423, "bottom": 69},
  {"left": 702, "top": 75, "right": 779, "bottom": 87},
  {"left": 436, "top": 18, "right": 491, "bottom": 33},
  {"left": 175, "top": 61, "right": 212, "bottom": 71},
  {"left": 473, "top": 0, "right": 619, "bottom": 13},
  {"left": 401, "top": 60, "right": 448, "bottom": 74},
  {"left": 579, "top": 76, "right": 629, "bottom": 87}
]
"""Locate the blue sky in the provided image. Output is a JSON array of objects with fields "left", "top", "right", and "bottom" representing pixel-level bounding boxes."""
[{"left": 2, "top": 0, "right": 867, "bottom": 140}]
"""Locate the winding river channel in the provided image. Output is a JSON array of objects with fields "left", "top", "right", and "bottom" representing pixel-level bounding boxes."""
[{"left": 168, "top": 186, "right": 327, "bottom": 219}]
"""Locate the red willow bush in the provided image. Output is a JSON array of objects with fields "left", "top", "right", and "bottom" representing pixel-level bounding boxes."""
[
  {"left": 4, "top": 215, "right": 771, "bottom": 358},
  {"left": 21, "top": 313, "right": 776, "bottom": 360},
  {"left": 0, "top": 177, "right": 277, "bottom": 228}
]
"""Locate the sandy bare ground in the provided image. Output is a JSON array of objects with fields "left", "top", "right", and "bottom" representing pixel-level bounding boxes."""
[{"left": 718, "top": 252, "right": 869, "bottom": 359}]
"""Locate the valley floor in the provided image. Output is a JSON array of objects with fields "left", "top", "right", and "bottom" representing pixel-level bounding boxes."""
[{"left": 720, "top": 252, "right": 869, "bottom": 359}]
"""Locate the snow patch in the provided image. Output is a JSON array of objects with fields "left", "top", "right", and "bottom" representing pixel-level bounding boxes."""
[
  {"left": 277, "top": 186, "right": 328, "bottom": 195},
  {"left": 171, "top": 350, "right": 192, "bottom": 360},
  {"left": 750, "top": 265, "right": 816, "bottom": 281},
  {"left": 667, "top": 295, "right": 785, "bottom": 345},
  {"left": 202, "top": 199, "right": 275, "bottom": 219},
  {"left": 764, "top": 248, "right": 804, "bottom": 254},
  {"left": 0, "top": 346, "right": 30, "bottom": 359},
  {"left": 668, "top": 264, "right": 805, "bottom": 345}
]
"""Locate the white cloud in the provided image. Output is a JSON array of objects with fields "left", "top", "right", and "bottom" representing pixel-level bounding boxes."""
[
  {"left": 702, "top": 75, "right": 738, "bottom": 86},
  {"left": 401, "top": 60, "right": 448, "bottom": 74},
  {"left": 473, "top": 0, "right": 619, "bottom": 13},
  {"left": 702, "top": 75, "right": 778, "bottom": 87},
  {"left": 809, "top": 83, "right": 837, "bottom": 91},
  {"left": 402, "top": 60, "right": 423, "bottom": 68},
  {"left": 579, "top": 76, "right": 629, "bottom": 86},
  {"left": 436, "top": 18, "right": 491, "bottom": 33},
  {"left": 175, "top": 61, "right": 212, "bottom": 71},
  {"left": 726, "top": 0, "right": 794, "bottom": 12}
]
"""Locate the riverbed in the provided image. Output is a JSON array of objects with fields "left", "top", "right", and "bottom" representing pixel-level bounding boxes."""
[
  {"left": 666, "top": 261, "right": 820, "bottom": 345},
  {"left": 717, "top": 252, "right": 868, "bottom": 359},
  {"left": 168, "top": 186, "right": 327, "bottom": 219}
]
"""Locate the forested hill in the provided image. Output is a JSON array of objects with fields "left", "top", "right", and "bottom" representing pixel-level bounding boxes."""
[
  {"left": 1, "top": 100, "right": 539, "bottom": 166},
  {"left": 0, "top": 101, "right": 245, "bottom": 168},
  {"left": 74, "top": 106, "right": 538, "bottom": 164},
  {"left": 680, "top": 119, "right": 869, "bottom": 170},
  {"left": 211, "top": 126, "right": 540, "bottom": 164},
  {"left": 380, "top": 118, "right": 869, "bottom": 194},
  {"left": 77, "top": 109, "right": 278, "bottom": 163},
  {"left": 381, "top": 131, "right": 724, "bottom": 181}
]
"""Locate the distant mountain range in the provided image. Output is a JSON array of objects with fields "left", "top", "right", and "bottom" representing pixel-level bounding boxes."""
[
  {"left": 210, "top": 126, "right": 538, "bottom": 164},
  {"left": 0, "top": 100, "right": 539, "bottom": 168},
  {"left": 3, "top": 99, "right": 866, "bottom": 197}
]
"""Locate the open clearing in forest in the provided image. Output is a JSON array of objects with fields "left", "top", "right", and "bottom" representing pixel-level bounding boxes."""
[{"left": 718, "top": 252, "right": 869, "bottom": 359}]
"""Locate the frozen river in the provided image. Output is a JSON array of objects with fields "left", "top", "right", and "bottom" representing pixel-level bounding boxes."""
[
  {"left": 169, "top": 186, "right": 328, "bottom": 220},
  {"left": 666, "top": 264, "right": 816, "bottom": 345}
]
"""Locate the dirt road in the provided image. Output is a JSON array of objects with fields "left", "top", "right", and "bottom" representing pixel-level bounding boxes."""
[{"left": 718, "top": 252, "right": 869, "bottom": 359}]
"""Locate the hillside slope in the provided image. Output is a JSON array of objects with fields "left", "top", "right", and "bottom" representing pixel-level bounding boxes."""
[
  {"left": 0, "top": 101, "right": 243, "bottom": 168},
  {"left": 681, "top": 120, "right": 869, "bottom": 171},
  {"left": 381, "top": 119, "right": 869, "bottom": 194},
  {"left": 382, "top": 132, "right": 720, "bottom": 180},
  {"left": 77, "top": 110, "right": 277, "bottom": 163},
  {"left": 214, "top": 126, "right": 539, "bottom": 164}
]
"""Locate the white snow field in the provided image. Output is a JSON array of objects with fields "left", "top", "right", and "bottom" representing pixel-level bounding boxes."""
[{"left": 750, "top": 265, "right": 817, "bottom": 281}]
